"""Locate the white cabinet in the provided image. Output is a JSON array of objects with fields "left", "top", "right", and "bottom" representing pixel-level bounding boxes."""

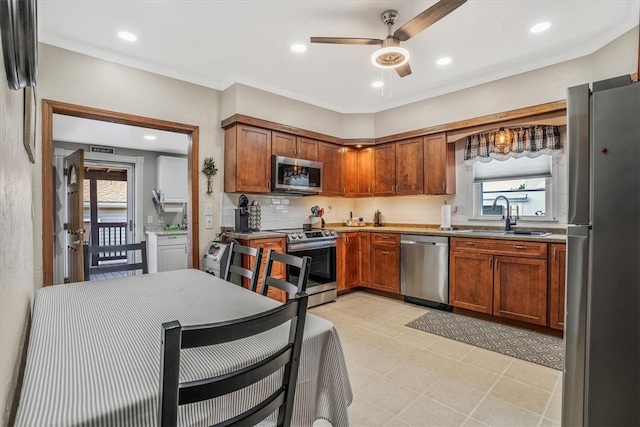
[
  {"left": 147, "top": 233, "right": 188, "bottom": 273},
  {"left": 157, "top": 156, "right": 187, "bottom": 203}
]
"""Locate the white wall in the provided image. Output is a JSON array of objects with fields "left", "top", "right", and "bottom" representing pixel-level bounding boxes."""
[
  {"left": 35, "top": 44, "right": 224, "bottom": 285},
  {"left": 0, "top": 44, "right": 36, "bottom": 425}
]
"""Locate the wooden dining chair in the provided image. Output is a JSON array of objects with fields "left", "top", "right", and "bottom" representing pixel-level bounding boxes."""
[
  {"left": 159, "top": 291, "right": 310, "bottom": 427},
  {"left": 261, "top": 250, "right": 312, "bottom": 300},
  {"left": 222, "top": 242, "right": 263, "bottom": 291},
  {"left": 83, "top": 241, "right": 148, "bottom": 280}
]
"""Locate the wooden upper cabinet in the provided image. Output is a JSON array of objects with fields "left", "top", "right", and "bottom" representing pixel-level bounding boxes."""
[
  {"left": 357, "top": 147, "right": 374, "bottom": 196},
  {"left": 373, "top": 143, "right": 396, "bottom": 196},
  {"left": 296, "top": 137, "right": 319, "bottom": 161},
  {"left": 424, "top": 132, "right": 456, "bottom": 195},
  {"left": 272, "top": 131, "right": 297, "bottom": 159},
  {"left": 272, "top": 133, "right": 318, "bottom": 161},
  {"left": 318, "top": 142, "right": 343, "bottom": 196},
  {"left": 224, "top": 124, "right": 271, "bottom": 193},
  {"left": 395, "top": 138, "right": 424, "bottom": 195},
  {"left": 342, "top": 147, "right": 358, "bottom": 197}
]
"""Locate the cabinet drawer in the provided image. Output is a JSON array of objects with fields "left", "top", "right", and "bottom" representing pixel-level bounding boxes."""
[
  {"left": 371, "top": 232, "right": 399, "bottom": 245},
  {"left": 450, "top": 237, "right": 547, "bottom": 259},
  {"left": 250, "top": 238, "right": 285, "bottom": 252},
  {"left": 157, "top": 234, "right": 188, "bottom": 246}
]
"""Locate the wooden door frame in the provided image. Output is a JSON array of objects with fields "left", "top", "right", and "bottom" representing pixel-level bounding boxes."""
[{"left": 42, "top": 99, "right": 200, "bottom": 286}]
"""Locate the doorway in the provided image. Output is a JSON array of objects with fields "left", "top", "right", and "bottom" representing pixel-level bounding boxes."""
[{"left": 42, "top": 100, "right": 200, "bottom": 286}]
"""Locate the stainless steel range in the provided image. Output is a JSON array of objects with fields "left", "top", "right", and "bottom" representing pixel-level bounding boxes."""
[{"left": 273, "top": 228, "right": 337, "bottom": 308}]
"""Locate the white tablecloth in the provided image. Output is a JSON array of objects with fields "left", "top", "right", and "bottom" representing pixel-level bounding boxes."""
[{"left": 16, "top": 269, "right": 352, "bottom": 426}]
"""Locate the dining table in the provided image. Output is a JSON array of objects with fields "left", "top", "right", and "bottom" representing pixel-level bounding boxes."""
[{"left": 15, "top": 269, "right": 352, "bottom": 426}]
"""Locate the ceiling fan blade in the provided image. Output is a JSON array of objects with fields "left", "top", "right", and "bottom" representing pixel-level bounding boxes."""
[
  {"left": 393, "top": 0, "right": 467, "bottom": 42},
  {"left": 395, "top": 62, "right": 412, "bottom": 78},
  {"left": 310, "top": 37, "right": 383, "bottom": 46}
]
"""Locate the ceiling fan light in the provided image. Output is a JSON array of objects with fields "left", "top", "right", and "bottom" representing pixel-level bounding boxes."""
[{"left": 371, "top": 46, "right": 409, "bottom": 69}]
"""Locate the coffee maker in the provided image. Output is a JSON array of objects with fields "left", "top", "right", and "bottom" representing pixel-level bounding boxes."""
[{"left": 234, "top": 195, "right": 250, "bottom": 232}]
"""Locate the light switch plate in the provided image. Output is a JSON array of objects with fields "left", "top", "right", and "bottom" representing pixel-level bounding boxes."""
[
  {"left": 205, "top": 216, "right": 213, "bottom": 229},
  {"left": 205, "top": 203, "right": 213, "bottom": 215},
  {"left": 147, "top": 215, "right": 154, "bottom": 224}
]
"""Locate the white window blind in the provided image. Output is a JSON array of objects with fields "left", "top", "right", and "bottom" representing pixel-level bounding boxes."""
[{"left": 473, "top": 155, "right": 552, "bottom": 183}]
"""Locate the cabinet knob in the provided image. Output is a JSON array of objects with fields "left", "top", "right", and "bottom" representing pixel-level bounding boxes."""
[
  {"left": 489, "top": 256, "right": 492, "bottom": 268},
  {"left": 553, "top": 247, "right": 557, "bottom": 260},
  {"left": 513, "top": 245, "right": 527, "bottom": 249},
  {"left": 465, "top": 241, "right": 476, "bottom": 246},
  {"left": 442, "top": 181, "right": 446, "bottom": 190},
  {"left": 381, "top": 251, "right": 389, "bottom": 255}
]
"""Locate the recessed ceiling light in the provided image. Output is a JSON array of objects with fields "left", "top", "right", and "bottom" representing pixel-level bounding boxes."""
[
  {"left": 144, "top": 135, "right": 157, "bottom": 140},
  {"left": 291, "top": 44, "right": 307, "bottom": 53},
  {"left": 436, "top": 57, "right": 452, "bottom": 65},
  {"left": 118, "top": 31, "right": 137, "bottom": 42},
  {"left": 371, "top": 81, "right": 384, "bottom": 88},
  {"left": 530, "top": 22, "right": 551, "bottom": 33}
]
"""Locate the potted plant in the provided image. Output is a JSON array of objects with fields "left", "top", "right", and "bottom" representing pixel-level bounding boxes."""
[{"left": 201, "top": 157, "right": 218, "bottom": 194}]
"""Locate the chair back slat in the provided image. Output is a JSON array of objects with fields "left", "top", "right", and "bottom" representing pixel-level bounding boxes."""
[
  {"left": 83, "top": 241, "right": 148, "bottom": 280},
  {"left": 223, "top": 243, "right": 263, "bottom": 291},
  {"left": 261, "top": 250, "right": 312, "bottom": 300},
  {"left": 159, "top": 292, "right": 309, "bottom": 427},
  {"left": 179, "top": 346, "right": 292, "bottom": 404},
  {"left": 181, "top": 300, "right": 298, "bottom": 348}
]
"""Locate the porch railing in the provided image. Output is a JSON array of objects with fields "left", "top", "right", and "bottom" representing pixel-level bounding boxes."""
[{"left": 91, "top": 222, "right": 128, "bottom": 266}]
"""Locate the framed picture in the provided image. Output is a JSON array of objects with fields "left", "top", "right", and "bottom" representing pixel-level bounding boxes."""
[{"left": 23, "top": 86, "right": 36, "bottom": 163}]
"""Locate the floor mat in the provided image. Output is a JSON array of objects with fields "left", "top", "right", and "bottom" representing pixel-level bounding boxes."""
[{"left": 406, "top": 309, "right": 563, "bottom": 370}]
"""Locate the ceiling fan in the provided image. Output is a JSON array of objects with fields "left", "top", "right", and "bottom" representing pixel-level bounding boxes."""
[{"left": 310, "top": 0, "right": 467, "bottom": 78}]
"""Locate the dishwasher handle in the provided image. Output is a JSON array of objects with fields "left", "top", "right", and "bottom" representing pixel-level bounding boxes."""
[{"left": 401, "top": 240, "right": 447, "bottom": 247}]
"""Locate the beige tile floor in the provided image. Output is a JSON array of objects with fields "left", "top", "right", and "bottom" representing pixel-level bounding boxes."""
[{"left": 310, "top": 291, "right": 563, "bottom": 427}]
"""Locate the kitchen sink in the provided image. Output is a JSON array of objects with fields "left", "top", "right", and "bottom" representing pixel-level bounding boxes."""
[{"left": 456, "top": 229, "right": 552, "bottom": 237}]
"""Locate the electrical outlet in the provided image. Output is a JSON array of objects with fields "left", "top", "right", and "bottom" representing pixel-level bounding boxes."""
[
  {"left": 205, "top": 203, "right": 213, "bottom": 215},
  {"left": 205, "top": 216, "right": 213, "bottom": 229},
  {"left": 147, "top": 215, "right": 154, "bottom": 224},
  {"left": 454, "top": 205, "right": 465, "bottom": 214}
]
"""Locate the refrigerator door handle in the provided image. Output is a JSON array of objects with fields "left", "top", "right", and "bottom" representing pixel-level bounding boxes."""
[
  {"left": 562, "top": 225, "right": 590, "bottom": 427},
  {"left": 567, "top": 84, "right": 591, "bottom": 225}
]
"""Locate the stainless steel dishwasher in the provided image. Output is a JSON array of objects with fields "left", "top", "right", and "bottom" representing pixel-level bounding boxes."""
[{"left": 400, "top": 234, "right": 451, "bottom": 310}]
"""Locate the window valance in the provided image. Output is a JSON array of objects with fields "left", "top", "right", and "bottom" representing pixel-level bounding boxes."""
[{"left": 464, "top": 125, "right": 562, "bottom": 163}]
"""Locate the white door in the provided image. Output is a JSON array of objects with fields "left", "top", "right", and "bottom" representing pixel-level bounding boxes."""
[{"left": 158, "top": 244, "right": 188, "bottom": 272}]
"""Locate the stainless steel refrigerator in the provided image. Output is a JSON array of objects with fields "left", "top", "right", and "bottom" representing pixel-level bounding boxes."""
[{"left": 564, "top": 76, "right": 640, "bottom": 426}]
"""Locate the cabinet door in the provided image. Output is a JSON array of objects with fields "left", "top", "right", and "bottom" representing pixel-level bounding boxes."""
[
  {"left": 337, "top": 232, "right": 359, "bottom": 291},
  {"left": 549, "top": 244, "right": 566, "bottom": 330},
  {"left": 493, "top": 256, "right": 548, "bottom": 325},
  {"left": 373, "top": 143, "right": 396, "bottom": 196},
  {"left": 296, "top": 137, "right": 319, "bottom": 161},
  {"left": 158, "top": 244, "right": 188, "bottom": 272},
  {"left": 424, "top": 133, "right": 456, "bottom": 195},
  {"left": 272, "top": 131, "right": 297, "bottom": 158},
  {"left": 318, "top": 142, "right": 343, "bottom": 196},
  {"left": 245, "top": 238, "right": 286, "bottom": 303},
  {"left": 157, "top": 156, "right": 187, "bottom": 203},
  {"left": 371, "top": 243, "right": 400, "bottom": 293},
  {"left": 395, "top": 138, "right": 424, "bottom": 195},
  {"left": 449, "top": 251, "right": 494, "bottom": 314},
  {"left": 342, "top": 147, "right": 358, "bottom": 197},
  {"left": 357, "top": 148, "right": 373, "bottom": 196},
  {"left": 358, "top": 232, "right": 371, "bottom": 287},
  {"left": 235, "top": 125, "right": 272, "bottom": 193}
]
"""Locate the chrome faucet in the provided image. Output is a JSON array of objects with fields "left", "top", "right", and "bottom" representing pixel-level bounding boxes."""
[{"left": 492, "top": 195, "right": 517, "bottom": 231}]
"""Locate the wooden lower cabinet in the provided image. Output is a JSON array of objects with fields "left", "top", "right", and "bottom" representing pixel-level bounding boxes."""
[
  {"left": 358, "top": 232, "right": 371, "bottom": 287},
  {"left": 449, "top": 237, "right": 549, "bottom": 326},
  {"left": 370, "top": 233, "right": 400, "bottom": 293},
  {"left": 549, "top": 243, "right": 567, "bottom": 330},
  {"left": 493, "top": 256, "right": 548, "bottom": 326},
  {"left": 449, "top": 251, "right": 494, "bottom": 314},
  {"left": 238, "top": 237, "right": 286, "bottom": 303},
  {"left": 337, "top": 232, "right": 359, "bottom": 291}
]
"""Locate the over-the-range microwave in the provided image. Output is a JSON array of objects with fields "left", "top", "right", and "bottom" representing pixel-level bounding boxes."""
[{"left": 271, "top": 155, "right": 322, "bottom": 195}]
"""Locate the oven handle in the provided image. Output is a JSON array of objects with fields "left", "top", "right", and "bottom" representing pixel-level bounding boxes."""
[{"left": 287, "top": 240, "right": 337, "bottom": 252}]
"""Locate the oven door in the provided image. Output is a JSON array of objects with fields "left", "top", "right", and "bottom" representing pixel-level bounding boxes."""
[{"left": 286, "top": 240, "right": 336, "bottom": 294}]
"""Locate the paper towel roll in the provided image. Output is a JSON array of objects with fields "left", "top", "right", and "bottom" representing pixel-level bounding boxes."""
[{"left": 440, "top": 204, "right": 452, "bottom": 230}]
